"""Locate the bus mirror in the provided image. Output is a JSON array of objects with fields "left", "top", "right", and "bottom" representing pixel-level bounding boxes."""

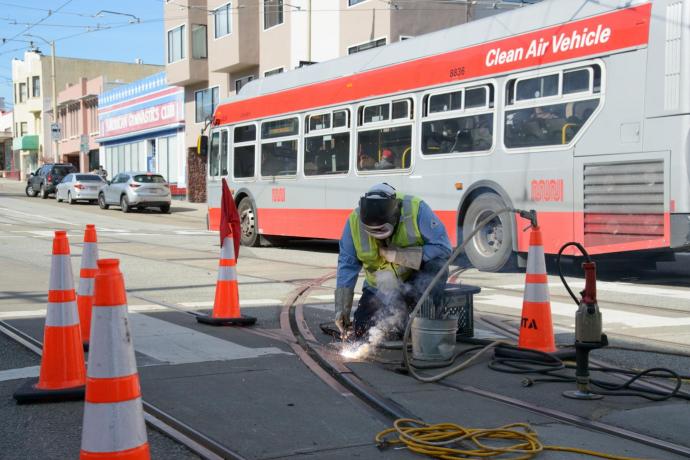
[{"left": 197, "top": 135, "right": 208, "bottom": 156}]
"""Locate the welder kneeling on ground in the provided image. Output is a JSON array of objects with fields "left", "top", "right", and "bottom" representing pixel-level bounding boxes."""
[{"left": 335, "top": 183, "right": 452, "bottom": 340}]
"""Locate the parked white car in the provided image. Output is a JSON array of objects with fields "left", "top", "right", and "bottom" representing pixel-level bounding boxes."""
[
  {"left": 55, "top": 174, "right": 106, "bottom": 204},
  {"left": 98, "top": 172, "right": 172, "bottom": 213}
]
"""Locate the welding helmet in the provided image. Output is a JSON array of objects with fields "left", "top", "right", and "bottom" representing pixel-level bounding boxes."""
[{"left": 359, "top": 183, "right": 400, "bottom": 240}]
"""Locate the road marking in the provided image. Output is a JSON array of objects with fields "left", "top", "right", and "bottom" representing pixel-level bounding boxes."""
[
  {"left": 498, "top": 282, "right": 690, "bottom": 301},
  {"left": 308, "top": 294, "right": 361, "bottom": 301},
  {"left": 180, "top": 299, "right": 282, "bottom": 308},
  {"left": 129, "top": 313, "right": 290, "bottom": 364},
  {"left": 0, "top": 304, "right": 171, "bottom": 320},
  {"left": 475, "top": 293, "right": 690, "bottom": 329},
  {"left": 174, "top": 230, "right": 215, "bottom": 235},
  {"left": 0, "top": 366, "right": 40, "bottom": 382},
  {"left": 0, "top": 206, "right": 78, "bottom": 225}
]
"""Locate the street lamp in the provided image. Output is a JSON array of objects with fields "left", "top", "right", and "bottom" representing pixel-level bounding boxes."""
[{"left": 24, "top": 33, "right": 58, "bottom": 163}]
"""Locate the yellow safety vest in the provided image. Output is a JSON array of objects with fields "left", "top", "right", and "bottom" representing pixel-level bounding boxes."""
[{"left": 349, "top": 193, "right": 423, "bottom": 287}]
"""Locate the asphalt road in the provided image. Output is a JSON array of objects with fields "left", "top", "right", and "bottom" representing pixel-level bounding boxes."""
[{"left": 1, "top": 178, "right": 689, "bottom": 458}]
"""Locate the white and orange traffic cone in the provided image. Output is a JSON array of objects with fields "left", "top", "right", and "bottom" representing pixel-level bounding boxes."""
[
  {"left": 518, "top": 225, "right": 556, "bottom": 353},
  {"left": 14, "top": 230, "right": 86, "bottom": 403},
  {"left": 80, "top": 258, "right": 150, "bottom": 460},
  {"left": 77, "top": 224, "right": 98, "bottom": 349},
  {"left": 197, "top": 229, "right": 256, "bottom": 326}
]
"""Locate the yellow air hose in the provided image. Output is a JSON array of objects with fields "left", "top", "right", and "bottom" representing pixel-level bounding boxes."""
[{"left": 376, "top": 418, "right": 642, "bottom": 460}]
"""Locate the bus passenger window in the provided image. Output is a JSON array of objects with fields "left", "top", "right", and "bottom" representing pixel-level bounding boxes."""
[
  {"left": 464, "top": 87, "right": 488, "bottom": 109},
  {"left": 333, "top": 110, "right": 348, "bottom": 128},
  {"left": 363, "top": 104, "right": 389, "bottom": 123},
  {"left": 304, "top": 133, "right": 349, "bottom": 176},
  {"left": 563, "top": 68, "right": 591, "bottom": 95},
  {"left": 234, "top": 145, "right": 255, "bottom": 178},
  {"left": 429, "top": 91, "right": 462, "bottom": 113},
  {"left": 233, "top": 124, "right": 256, "bottom": 179},
  {"left": 209, "top": 131, "right": 220, "bottom": 177},
  {"left": 261, "top": 140, "right": 298, "bottom": 177},
  {"left": 220, "top": 130, "right": 229, "bottom": 176},
  {"left": 504, "top": 98, "right": 599, "bottom": 148},
  {"left": 356, "top": 126, "right": 412, "bottom": 171},
  {"left": 516, "top": 74, "right": 558, "bottom": 101},
  {"left": 422, "top": 114, "right": 493, "bottom": 155}
]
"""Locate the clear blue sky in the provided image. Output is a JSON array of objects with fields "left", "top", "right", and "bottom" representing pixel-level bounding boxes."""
[{"left": 0, "top": 0, "right": 166, "bottom": 107}]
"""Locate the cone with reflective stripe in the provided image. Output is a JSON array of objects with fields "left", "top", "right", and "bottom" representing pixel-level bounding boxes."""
[
  {"left": 77, "top": 224, "right": 98, "bottom": 348},
  {"left": 518, "top": 226, "right": 556, "bottom": 353},
  {"left": 14, "top": 230, "right": 86, "bottom": 403},
  {"left": 196, "top": 230, "right": 256, "bottom": 326},
  {"left": 80, "top": 258, "right": 150, "bottom": 460}
]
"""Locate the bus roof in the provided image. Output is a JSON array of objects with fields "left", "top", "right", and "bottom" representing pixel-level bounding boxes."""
[{"left": 224, "top": 0, "right": 648, "bottom": 106}]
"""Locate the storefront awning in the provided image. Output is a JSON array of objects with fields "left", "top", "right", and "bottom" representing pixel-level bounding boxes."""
[{"left": 12, "top": 135, "right": 38, "bottom": 151}]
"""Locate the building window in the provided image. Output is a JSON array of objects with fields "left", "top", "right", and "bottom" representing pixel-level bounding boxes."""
[
  {"left": 348, "top": 37, "right": 386, "bottom": 55},
  {"left": 264, "top": 67, "right": 283, "bottom": 77},
  {"left": 31, "top": 76, "right": 40, "bottom": 98},
  {"left": 214, "top": 3, "right": 232, "bottom": 38},
  {"left": 234, "top": 75, "right": 255, "bottom": 93},
  {"left": 167, "top": 25, "right": 185, "bottom": 63},
  {"left": 191, "top": 24, "right": 207, "bottom": 59},
  {"left": 264, "top": 0, "right": 283, "bottom": 30},
  {"left": 348, "top": 0, "right": 368, "bottom": 5},
  {"left": 20, "top": 122, "right": 27, "bottom": 136},
  {"left": 400, "top": 35, "right": 414, "bottom": 41},
  {"left": 195, "top": 86, "right": 219, "bottom": 123},
  {"left": 18, "top": 83, "right": 27, "bottom": 103}
]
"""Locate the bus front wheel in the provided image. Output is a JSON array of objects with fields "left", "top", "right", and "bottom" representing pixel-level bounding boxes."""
[
  {"left": 463, "top": 194, "right": 514, "bottom": 272},
  {"left": 238, "top": 197, "right": 260, "bottom": 247}
]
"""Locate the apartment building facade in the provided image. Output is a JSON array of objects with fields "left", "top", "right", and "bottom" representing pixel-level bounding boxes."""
[
  {"left": 164, "top": 0, "right": 467, "bottom": 202},
  {"left": 0, "top": 102, "right": 14, "bottom": 179},
  {"left": 11, "top": 50, "right": 161, "bottom": 179}
]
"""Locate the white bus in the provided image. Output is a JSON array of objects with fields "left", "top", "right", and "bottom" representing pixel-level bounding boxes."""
[{"left": 204, "top": 0, "right": 689, "bottom": 271}]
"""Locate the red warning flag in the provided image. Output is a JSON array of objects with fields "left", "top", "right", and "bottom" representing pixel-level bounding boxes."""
[{"left": 220, "top": 178, "right": 241, "bottom": 258}]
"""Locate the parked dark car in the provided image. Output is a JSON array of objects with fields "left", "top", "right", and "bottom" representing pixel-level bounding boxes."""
[{"left": 25, "top": 163, "right": 78, "bottom": 199}]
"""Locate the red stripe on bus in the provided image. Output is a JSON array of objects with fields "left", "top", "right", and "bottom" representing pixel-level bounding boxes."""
[
  {"left": 215, "top": 4, "right": 651, "bottom": 125},
  {"left": 209, "top": 206, "right": 669, "bottom": 256}
]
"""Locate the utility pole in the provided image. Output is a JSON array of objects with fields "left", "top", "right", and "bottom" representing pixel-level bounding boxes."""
[{"left": 50, "top": 40, "right": 57, "bottom": 163}]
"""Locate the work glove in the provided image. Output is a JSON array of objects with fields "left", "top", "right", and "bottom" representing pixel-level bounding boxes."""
[
  {"left": 379, "top": 246, "right": 423, "bottom": 270},
  {"left": 334, "top": 286, "right": 355, "bottom": 337}
]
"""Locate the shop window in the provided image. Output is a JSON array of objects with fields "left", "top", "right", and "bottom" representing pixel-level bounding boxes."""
[
  {"left": 31, "top": 76, "right": 40, "bottom": 98},
  {"left": 195, "top": 86, "right": 219, "bottom": 123},
  {"left": 192, "top": 24, "right": 207, "bottom": 59},
  {"left": 348, "top": 37, "right": 386, "bottom": 55},
  {"left": 167, "top": 25, "right": 185, "bottom": 63},
  {"left": 214, "top": 3, "right": 232, "bottom": 38},
  {"left": 264, "top": 0, "right": 283, "bottom": 29}
]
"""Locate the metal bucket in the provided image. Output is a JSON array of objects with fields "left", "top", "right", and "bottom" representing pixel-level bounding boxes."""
[{"left": 410, "top": 317, "right": 457, "bottom": 362}]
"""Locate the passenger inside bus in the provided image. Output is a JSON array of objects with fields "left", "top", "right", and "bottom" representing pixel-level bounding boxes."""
[{"left": 375, "top": 149, "right": 395, "bottom": 170}]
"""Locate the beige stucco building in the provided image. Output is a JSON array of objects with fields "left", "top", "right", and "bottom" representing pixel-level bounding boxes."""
[
  {"left": 164, "top": 0, "right": 467, "bottom": 201},
  {"left": 11, "top": 50, "right": 161, "bottom": 179}
]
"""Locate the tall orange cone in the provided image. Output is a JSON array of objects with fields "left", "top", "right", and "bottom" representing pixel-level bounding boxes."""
[
  {"left": 77, "top": 224, "right": 98, "bottom": 348},
  {"left": 14, "top": 230, "right": 86, "bottom": 403},
  {"left": 197, "top": 228, "right": 256, "bottom": 326},
  {"left": 518, "top": 225, "right": 556, "bottom": 353},
  {"left": 80, "top": 258, "right": 150, "bottom": 460}
]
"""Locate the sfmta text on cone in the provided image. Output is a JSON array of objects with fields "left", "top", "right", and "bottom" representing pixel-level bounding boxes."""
[
  {"left": 14, "top": 230, "right": 86, "bottom": 403},
  {"left": 518, "top": 226, "right": 556, "bottom": 353},
  {"left": 77, "top": 224, "right": 98, "bottom": 348},
  {"left": 80, "top": 258, "right": 150, "bottom": 460},
  {"left": 197, "top": 231, "right": 256, "bottom": 326}
]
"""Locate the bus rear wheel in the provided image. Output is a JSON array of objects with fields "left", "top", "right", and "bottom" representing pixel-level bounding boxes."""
[
  {"left": 237, "top": 197, "right": 260, "bottom": 247},
  {"left": 463, "top": 193, "right": 514, "bottom": 272}
]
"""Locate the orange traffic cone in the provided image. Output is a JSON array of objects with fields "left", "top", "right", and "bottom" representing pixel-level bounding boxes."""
[
  {"left": 77, "top": 224, "right": 98, "bottom": 348},
  {"left": 197, "top": 229, "right": 256, "bottom": 326},
  {"left": 80, "top": 258, "right": 150, "bottom": 460},
  {"left": 518, "top": 225, "right": 556, "bottom": 353},
  {"left": 14, "top": 230, "right": 86, "bottom": 403}
]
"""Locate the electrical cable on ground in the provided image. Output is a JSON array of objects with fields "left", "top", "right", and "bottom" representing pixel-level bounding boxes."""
[{"left": 376, "top": 418, "right": 643, "bottom": 460}]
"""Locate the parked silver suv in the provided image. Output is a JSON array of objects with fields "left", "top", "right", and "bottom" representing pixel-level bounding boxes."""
[{"left": 98, "top": 172, "right": 172, "bottom": 213}]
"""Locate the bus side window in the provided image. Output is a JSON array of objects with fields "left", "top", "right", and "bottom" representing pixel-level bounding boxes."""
[
  {"left": 233, "top": 124, "right": 256, "bottom": 179},
  {"left": 504, "top": 64, "right": 601, "bottom": 149},
  {"left": 209, "top": 131, "right": 220, "bottom": 177},
  {"left": 220, "top": 130, "right": 229, "bottom": 176}
]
